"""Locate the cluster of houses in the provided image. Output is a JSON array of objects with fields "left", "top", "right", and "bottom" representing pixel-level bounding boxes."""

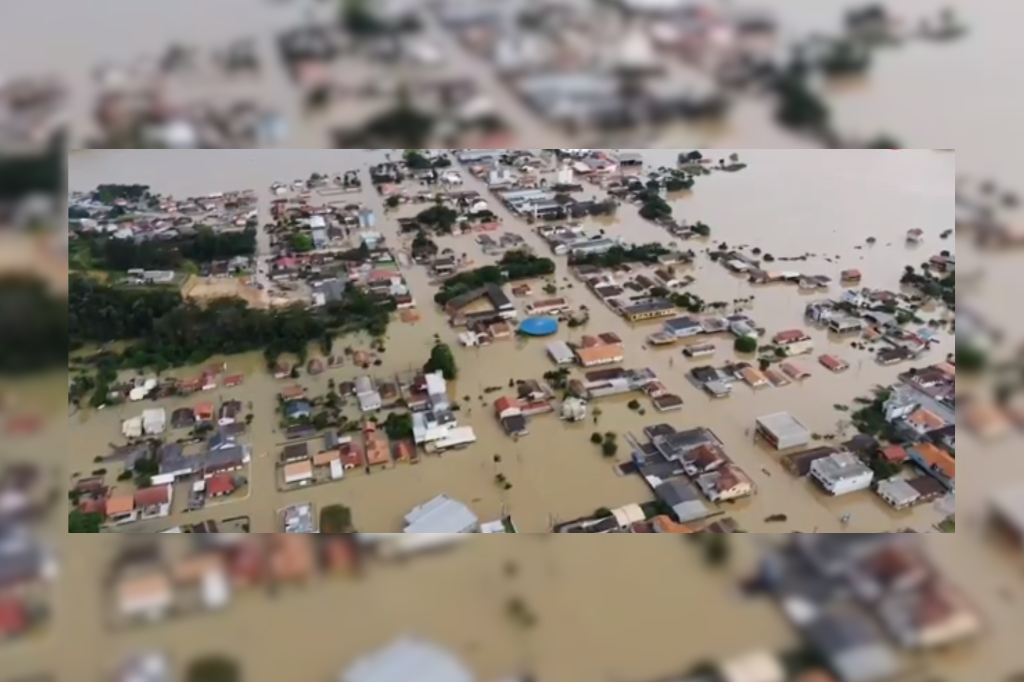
[
  {"left": 122, "top": 398, "right": 247, "bottom": 440},
  {"left": 107, "top": 533, "right": 361, "bottom": 626},
  {"left": 758, "top": 534, "right": 982, "bottom": 682},
  {"left": 715, "top": 250, "right": 832, "bottom": 290},
  {"left": 758, "top": 362, "right": 957, "bottom": 512},
  {"left": 537, "top": 222, "right": 623, "bottom": 257},
  {"left": 630, "top": 423, "right": 756, "bottom": 525},
  {"left": 101, "top": 365, "right": 245, "bottom": 406},
  {"left": 277, "top": 420, "right": 418, "bottom": 491},
  {"left": 434, "top": 0, "right": 755, "bottom": 131},
  {"left": 806, "top": 289, "right": 940, "bottom": 366},
  {"left": 573, "top": 263, "right": 707, "bottom": 323},
  {"left": 69, "top": 189, "right": 259, "bottom": 242},
  {"left": 492, "top": 381, "right": 557, "bottom": 437},
  {"left": 0, "top": 472, "right": 57, "bottom": 642},
  {"left": 77, "top": 425, "right": 254, "bottom": 529}
]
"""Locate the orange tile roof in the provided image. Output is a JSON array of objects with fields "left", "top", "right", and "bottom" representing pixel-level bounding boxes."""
[
  {"left": 105, "top": 493, "right": 135, "bottom": 517},
  {"left": 879, "top": 445, "right": 908, "bottom": 463},
  {"left": 653, "top": 516, "right": 693, "bottom": 533},
  {"left": 575, "top": 343, "right": 625, "bottom": 366},
  {"left": 394, "top": 440, "right": 415, "bottom": 461},
  {"left": 912, "top": 443, "right": 955, "bottom": 480},
  {"left": 774, "top": 329, "right": 809, "bottom": 344},
  {"left": 134, "top": 485, "right": 170, "bottom": 508},
  {"left": 313, "top": 450, "right": 340, "bottom": 467},
  {"left": 908, "top": 408, "right": 945, "bottom": 430}
]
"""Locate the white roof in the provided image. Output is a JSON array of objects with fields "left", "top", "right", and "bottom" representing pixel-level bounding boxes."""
[
  {"left": 310, "top": 215, "right": 327, "bottom": 229},
  {"left": 433, "top": 426, "right": 477, "bottom": 449},
  {"left": 405, "top": 494, "right": 478, "bottom": 533},
  {"left": 992, "top": 482, "right": 1024, "bottom": 532},
  {"left": 425, "top": 372, "right": 447, "bottom": 396},
  {"left": 720, "top": 651, "right": 785, "bottom": 682},
  {"left": 612, "top": 504, "right": 645, "bottom": 528},
  {"left": 142, "top": 408, "right": 166, "bottom": 421},
  {"left": 339, "top": 637, "right": 474, "bottom": 682}
]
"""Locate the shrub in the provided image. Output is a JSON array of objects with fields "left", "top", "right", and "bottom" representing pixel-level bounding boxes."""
[{"left": 734, "top": 336, "right": 758, "bottom": 353}]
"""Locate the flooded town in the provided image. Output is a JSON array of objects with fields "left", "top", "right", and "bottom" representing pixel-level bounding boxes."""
[{"left": 4, "top": 147, "right": 1024, "bottom": 682}]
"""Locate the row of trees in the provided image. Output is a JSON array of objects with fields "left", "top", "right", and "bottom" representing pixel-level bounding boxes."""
[
  {"left": 69, "top": 275, "right": 394, "bottom": 371},
  {"left": 569, "top": 243, "right": 670, "bottom": 268},
  {"left": 74, "top": 227, "right": 257, "bottom": 271},
  {"left": 434, "top": 251, "right": 556, "bottom": 305},
  {"left": 0, "top": 276, "right": 71, "bottom": 375}
]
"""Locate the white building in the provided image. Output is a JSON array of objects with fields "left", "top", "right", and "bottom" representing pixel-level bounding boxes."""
[
  {"left": 122, "top": 416, "right": 144, "bottom": 439},
  {"left": 424, "top": 371, "right": 450, "bottom": 411},
  {"left": 810, "top": 451, "right": 874, "bottom": 496},
  {"left": 142, "top": 408, "right": 166, "bottom": 436},
  {"left": 404, "top": 495, "right": 480, "bottom": 533}
]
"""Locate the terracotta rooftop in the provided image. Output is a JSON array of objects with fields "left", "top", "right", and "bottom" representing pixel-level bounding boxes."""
[
  {"left": 134, "top": 485, "right": 170, "bottom": 509},
  {"left": 105, "top": 493, "right": 135, "bottom": 517},
  {"left": 912, "top": 443, "right": 955, "bottom": 480}
]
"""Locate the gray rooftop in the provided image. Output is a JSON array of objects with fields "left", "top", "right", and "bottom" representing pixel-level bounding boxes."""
[
  {"left": 655, "top": 480, "right": 708, "bottom": 523},
  {"left": 404, "top": 495, "right": 479, "bottom": 534},
  {"left": 339, "top": 638, "right": 474, "bottom": 682},
  {"left": 805, "top": 609, "right": 901, "bottom": 682}
]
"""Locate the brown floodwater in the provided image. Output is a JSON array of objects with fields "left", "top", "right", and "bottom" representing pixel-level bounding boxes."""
[
  {"left": 47, "top": 148, "right": 1022, "bottom": 682},
  {"left": 68, "top": 149, "right": 960, "bottom": 535}
]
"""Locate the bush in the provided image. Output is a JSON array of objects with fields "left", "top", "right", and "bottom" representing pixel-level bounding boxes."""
[
  {"left": 955, "top": 343, "right": 986, "bottom": 373},
  {"left": 601, "top": 440, "right": 619, "bottom": 458},
  {"left": 320, "top": 504, "right": 354, "bottom": 533},
  {"left": 627, "top": 399, "right": 641, "bottom": 411},
  {"left": 590, "top": 432, "right": 604, "bottom": 444},
  {"left": 734, "top": 336, "right": 758, "bottom": 353}
]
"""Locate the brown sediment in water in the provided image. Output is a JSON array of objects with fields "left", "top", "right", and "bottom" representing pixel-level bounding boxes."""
[
  {"left": 46, "top": 149, "right": 1024, "bottom": 682},
  {"left": 66, "top": 149, "right": 970, "bottom": 534}
]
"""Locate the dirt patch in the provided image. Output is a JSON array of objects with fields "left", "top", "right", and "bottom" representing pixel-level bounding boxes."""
[{"left": 182, "top": 274, "right": 266, "bottom": 308}]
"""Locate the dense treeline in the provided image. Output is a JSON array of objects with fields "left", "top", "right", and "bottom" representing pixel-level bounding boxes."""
[
  {"left": 74, "top": 227, "right": 258, "bottom": 271},
  {"left": 434, "top": 251, "right": 556, "bottom": 305},
  {"left": 69, "top": 276, "right": 184, "bottom": 349},
  {"left": 0, "top": 135, "right": 62, "bottom": 201},
  {"left": 69, "top": 275, "right": 394, "bottom": 370},
  {"left": 0, "top": 277, "right": 69, "bottom": 375}
]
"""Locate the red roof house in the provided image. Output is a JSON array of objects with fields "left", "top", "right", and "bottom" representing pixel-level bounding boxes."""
[
  {"left": 207, "top": 474, "right": 236, "bottom": 498},
  {"left": 0, "top": 598, "right": 29, "bottom": 638}
]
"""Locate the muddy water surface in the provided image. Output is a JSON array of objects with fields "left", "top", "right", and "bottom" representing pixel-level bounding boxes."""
[
  {"left": 51, "top": 149, "right": 1024, "bottom": 682},
  {"left": 68, "top": 149, "right": 958, "bottom": 535}
]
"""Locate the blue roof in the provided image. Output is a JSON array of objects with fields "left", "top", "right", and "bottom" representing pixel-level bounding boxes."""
[
  {"left": 519, "top": 316, "right": 560, "bottom": 336},
  {"left": 339, "top": 638, "right": 474, "bottom": 682}
]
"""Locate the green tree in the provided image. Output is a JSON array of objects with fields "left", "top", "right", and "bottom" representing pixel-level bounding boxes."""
[
  {"left": 734, "top": 336, "right": 758, "bottom": 353},
  {"left": 424, "top": 342, "right": 458, "bottom": 380},
  {"left": 186, "top": 657, "right": 241, "bottom": 682},
  {"left": 691, "top": 221, "right": 711, "bottom": 237},
  {"left": 601, "top": 440, "right": 619, "bottom": 458},
  {"left": 383, "top": 412, "right": 414, "bottom": 440},
  {"left": 704, "top": 535, "right": 730, "bottom": 565},
  {"left": 68, "top": 510, "right": 103, "bottom": 533},
  {"left": 341, "top": 0, "right": 387, "bottom": 36},
  {"left": 955, "top": 343, "right": 986, "bottom": 373},
  {"left": 320, "top": 504, "right": 354, "bottom": 533},
  {"left": 290, "top": 233, "right": 314, "bottom": 252},
  {"left": 590, "top": 432, "right": 604, "bottom": 444}
]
